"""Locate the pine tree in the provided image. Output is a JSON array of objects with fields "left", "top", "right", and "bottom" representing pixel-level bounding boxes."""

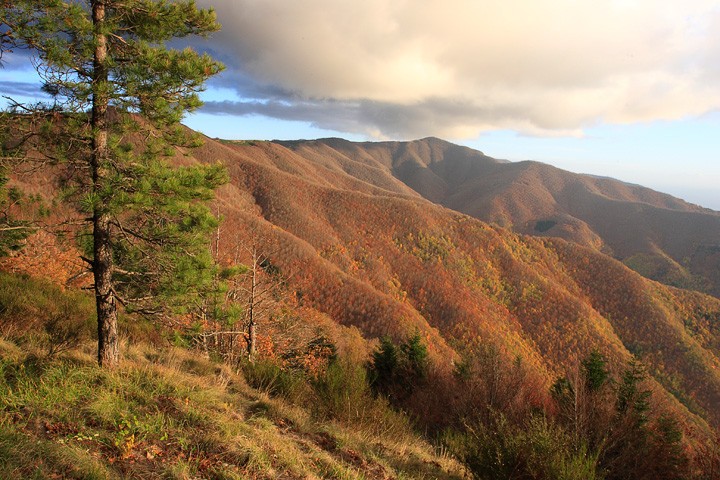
[
  {"left": 0, "top": 171, "right": 32, "bottom": 256},
  {"left": 582, "top": 349, "right": 609, "bottom": 393},
  {"left": 602, "top": 359, "right": 653, "bottom": 479},
  {"left": 1, "top": 10, "right": 31, "bottom": 255},
  {"left": 401, "top": 331, "right": 429, "bottom": 382},
  {"left": 368, "top": 336, "right": 399, "bottom": 397},
  {"left": 368, "top": 333, "right": 429, "bottom": 403},
  {"left": 1, "top": 0, "right": 225, "bottom": 368},
  {"left": 0, "top": 1, "right": 13, "bottom": 63}
]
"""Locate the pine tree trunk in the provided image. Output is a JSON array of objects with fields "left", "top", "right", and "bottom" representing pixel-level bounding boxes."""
[
  {"left": 95, "top": 213, "right": 119, "bottom": 367},
  {"left": 92, "top": 0, "right": 119, "bottom": 368}
]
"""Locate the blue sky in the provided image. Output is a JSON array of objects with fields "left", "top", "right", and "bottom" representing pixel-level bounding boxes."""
[
  {"left": 462, "top": 117, "right": 720, "bottom": 210},
  {"left": 3, "top": 0, "right": 719, "bottom": 210}
]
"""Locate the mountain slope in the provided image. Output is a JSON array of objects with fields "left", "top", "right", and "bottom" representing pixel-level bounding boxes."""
[
  {"left": 278, "top": 137, "right": 720, "bottom": 297},
  {"left": 185, "top": 136, "right": 720, "bottom": 428},
  {"left": 0, "top": 328, "right": 464, "bottom": 479},
  {"left": 6, "top": 131, "right": 720, "bottom": 432}
]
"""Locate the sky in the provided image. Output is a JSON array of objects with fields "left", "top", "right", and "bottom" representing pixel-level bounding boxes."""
[{"left": 2, "top": 0, "right": 719, "bottom": 210}]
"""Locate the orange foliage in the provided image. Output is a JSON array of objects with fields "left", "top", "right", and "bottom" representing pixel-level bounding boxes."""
[{"left": 0, "top": 230, "right": 88, "bottom": 287}]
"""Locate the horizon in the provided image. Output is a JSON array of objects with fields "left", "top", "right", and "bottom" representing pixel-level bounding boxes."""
[
  {"left": 183, "top": 117, "right": 720, "bottom": 212},
  {"left": 2, "top": 0, "right": 720, "bottom": 210},
  {"left": 189, "top": 0, "right": 720, "bottom": 212}
]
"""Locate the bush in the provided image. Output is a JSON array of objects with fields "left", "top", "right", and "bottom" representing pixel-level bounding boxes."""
[
  {"left": 239, "top": 358, "right": 309, "bottom": 402},
  {"left": 313, "top": 357, "right": 415, "bottom": 441},
  {"left": 312, "top": 358, "right": 370, "bottom": 421},
  {"left": 444, "top": 412, "right": 600, "bottom": 480}
]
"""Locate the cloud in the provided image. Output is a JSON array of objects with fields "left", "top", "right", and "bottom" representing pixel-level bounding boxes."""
[
  {"left": 3, "top": 1, "right": 717, "bottom": 140},
  {"left": 197, "top": 1, "right": 720, "bottom": 138},
  {"left": 0, "top": 79, "right": 47, "bottom": 98}
]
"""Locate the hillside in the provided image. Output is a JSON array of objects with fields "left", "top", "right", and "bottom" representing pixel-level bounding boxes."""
[
  {"left": 174, "top": 135, "right": 720, "bottom": 429},
  {"left": 278, "top": 137, "right": 720, "bottom": 297},
  {"left": 5, "top": 129, "right": 720, "bottom": 473},
  {"left": 0, "top": 272, "right": 463, "bottom": 479},
  {"left": 0, "top": 343, "right": 466, "bottom": 479}
]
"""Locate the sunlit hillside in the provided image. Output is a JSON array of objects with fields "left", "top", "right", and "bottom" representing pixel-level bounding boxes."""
[
  {"left": 280, "top": 138, "right": 720, "bottom": 298},
  {"left": 181, "top": 135, "right": 720, "bottom": 427},
  {"left": 5, "top": 128, "right": 720, "bottom": 477}
]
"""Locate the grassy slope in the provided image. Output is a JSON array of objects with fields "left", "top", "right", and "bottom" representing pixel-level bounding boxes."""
[
  {"left": 0, "top": 273, "right": 463, "bottom": 480},
  {"left": 0, "top": 342, "right": 463, "bottom": 480}
]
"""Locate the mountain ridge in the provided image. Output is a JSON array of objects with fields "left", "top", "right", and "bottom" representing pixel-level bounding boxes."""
[
  {"left": 181, "top": 135, "right": 720, "bottom": 428},
  {"left": 276, "top": 137, "right": 720, "bottom": 297}
]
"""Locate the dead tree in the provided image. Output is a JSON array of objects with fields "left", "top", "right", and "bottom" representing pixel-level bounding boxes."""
[{"left": 234, "top": 241, "right": 288, "bottom": 362}]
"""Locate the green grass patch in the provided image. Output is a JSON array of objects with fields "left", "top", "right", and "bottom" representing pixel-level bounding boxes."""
[{"left": 0, "top": 270, "right": 464, "bottom": 478}]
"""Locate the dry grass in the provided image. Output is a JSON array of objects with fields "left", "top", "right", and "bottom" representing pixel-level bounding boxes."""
[{"left": 0, "top": 338, "right": 465, "bottom": 479}]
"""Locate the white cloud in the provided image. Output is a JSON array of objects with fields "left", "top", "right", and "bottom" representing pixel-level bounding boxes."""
[{"left": 197, "top": 0, "right": 720, "bottom": 139}]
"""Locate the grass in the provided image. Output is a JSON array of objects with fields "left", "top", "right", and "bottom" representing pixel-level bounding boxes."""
[
  {"left": 0, "top": 317, "right": 464, "bottom": 479},
  {"left": 0, "top": 271, "right": 465, "bottom": 478},
  {"left": 0, "top": 271, "right": 95, "bottom": 353}
]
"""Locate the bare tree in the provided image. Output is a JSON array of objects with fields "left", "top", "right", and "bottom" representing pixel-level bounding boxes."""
[
  {"left": 231, "top": 239, "right": 291, "bottom": 362},
  {"left": 193, "top": 232, "right": 295, "bottom": 366}
]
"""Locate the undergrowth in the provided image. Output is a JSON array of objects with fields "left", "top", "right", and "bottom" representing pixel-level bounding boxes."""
[{"left": 0, "top": 272, "right": 464, "bottom": 479}]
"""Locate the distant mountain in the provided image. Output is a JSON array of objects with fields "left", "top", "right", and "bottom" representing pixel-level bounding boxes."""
[{"left": 278, "top": 137, "right": 720, "bottom": 297}]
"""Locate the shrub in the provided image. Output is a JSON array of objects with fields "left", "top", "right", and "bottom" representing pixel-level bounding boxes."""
[
  {"left": 312, "top": 358, "right": 370, "bottom": 421},
  {"left": 313, "top": 357, "right": 415, "bottom": 441},
  {"left": 240, "top": 358, "right": 309, "bottom": 402},
  {"left": 444, "top": 412, "right": 600, "bottom": 480}
]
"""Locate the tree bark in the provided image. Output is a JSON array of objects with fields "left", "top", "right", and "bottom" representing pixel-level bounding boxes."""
[{"left": 92, "top": 0, "right": 119, "bottom": 368}]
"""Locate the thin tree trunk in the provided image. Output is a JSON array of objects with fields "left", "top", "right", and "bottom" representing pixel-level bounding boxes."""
[
  {"left": 246, "top": 247, "right": 257, "bottom": 360},
  {"left": 247, "top": 319, "right": 256, "bottom": 360},
  {"left": 214, "top": 204, "right": 221, "bottom": 257},
  {"left": 92, "top": 0, "right": 119, "bottom": 368}
]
